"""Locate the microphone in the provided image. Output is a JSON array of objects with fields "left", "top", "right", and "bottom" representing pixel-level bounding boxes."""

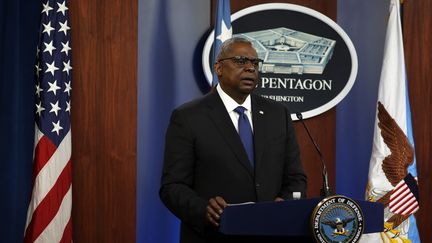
[{"left": 296, "top": 112, "right": 331, "bottom": 198}]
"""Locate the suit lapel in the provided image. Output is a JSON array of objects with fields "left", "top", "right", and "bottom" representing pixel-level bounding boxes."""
[
  {"left": 205, "top": 92, "right": 254, "bottom": 176},
  {"left": 251, "top": 95, "right": 266, "bottom": 171}
]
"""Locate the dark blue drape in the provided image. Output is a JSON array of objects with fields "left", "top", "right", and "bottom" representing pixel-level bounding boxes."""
[
  {"left": 335, "top": 0, "right": 387, "bottom": 199},
  {"left": 0, "top": 0, "right": 40, "bottom": 242},
  {"left": 137, "top": 0, "right": 178, "bottom": 242},
  {"left": 136, "top": 0, "right": 209, "bottom": 242}
]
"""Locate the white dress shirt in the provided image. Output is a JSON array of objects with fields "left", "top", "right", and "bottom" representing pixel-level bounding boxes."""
[{"left": 216, "top": 85, "right": 254, "bottom": 133}]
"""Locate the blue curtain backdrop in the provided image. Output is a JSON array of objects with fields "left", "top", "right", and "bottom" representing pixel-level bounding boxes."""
[
  {"left": 137, "top": 0, "right": 210, "bottom": 242},
  {"left": 0, "top": 0, "right": 40, "bottom": 242},
  {"left": 335, "top": 0, "right": 388, "bottom": 199}
]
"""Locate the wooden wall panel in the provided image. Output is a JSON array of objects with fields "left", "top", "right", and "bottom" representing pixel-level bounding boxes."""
[
  {"left": 403, "top": 1, "right": 432, "bottom": 241},
  {"left": 69, "top": 0, "right": 137, "bottom": 242},
  {"left": 212, "top": 0, "right": 337, "bottom": 197}
]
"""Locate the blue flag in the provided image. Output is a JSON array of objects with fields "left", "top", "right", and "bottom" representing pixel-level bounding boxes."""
[{"left": 212, "top": 0, "right": 232, "bottom": 86}]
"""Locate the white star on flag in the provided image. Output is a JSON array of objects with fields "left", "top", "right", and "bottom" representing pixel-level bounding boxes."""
[
  {"left": 57, "top": 1, "right": 68, "bottom": 16},
  {"left": 212, "top": 0, "right": 232, "bottom": 86},
  {"left": 59, "top": 20, "right": 70, "bottom": 35},
  {"left": 36, "top": 102, "right": 45, "bottom": 116},
  {"left": 35, "top": 63, "right": 42, "bottom": 77},
  {"left": 66, "top": 101, "right": 71, "bottom": 113},
  {"left": 49, "top": 101, "right": 62, "bottom": 116},
  {"left": 63, "top": 60, "right": 72, "bottom": 75},
  {"left": 47, "top": 80, "right": 61, "bottom": 95},
  {"left": 42, "top": 21, "right": 54, "bottom": 36},
  {"left": 43, "top": 41, "right": 56, "bottom": 56},
  {"left": 61, "top": 41, "right": 71, "bottom": 55},
  {"left": 216, "top": 20, "right": 232, "bottom": 43},
  {"left": 35, "top": 84, "right": 43, "bottom": 97},
  {"left": 64, "top": 81, "right": 72, "bottom": 95},
  {"left": 51, "top": 120, "right": 63, "bottom": 135},
  {"left": 45, "top": 60, "right": 59, "bottom": 76},
  {"left": 42, "top": 2, "right": 53, "bottom": 16}
]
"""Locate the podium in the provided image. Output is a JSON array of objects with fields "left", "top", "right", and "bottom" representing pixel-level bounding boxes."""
[{"left": 219, "top": 198, "right": 383, "bottom": 239}]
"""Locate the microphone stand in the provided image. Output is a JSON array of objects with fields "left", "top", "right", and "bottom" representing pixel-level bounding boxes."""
[{"left": 296, "top": 113, "right": 331, "bottom": 198}]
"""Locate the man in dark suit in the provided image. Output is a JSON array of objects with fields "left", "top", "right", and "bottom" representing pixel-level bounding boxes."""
[{"left": 160, "top": 37, "right": 307, "bottom": 243}]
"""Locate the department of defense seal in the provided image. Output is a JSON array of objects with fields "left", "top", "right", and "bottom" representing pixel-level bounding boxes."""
[{"left": 311, "top": 195, "right": 364, "bottom": 243}]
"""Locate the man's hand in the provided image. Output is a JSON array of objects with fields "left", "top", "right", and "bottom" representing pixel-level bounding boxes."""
[
  {"left": 274, "top": 197, "right": 284, "bottom": 202},
  {"left": 206, "top": 196, "right": 227, "bottom": 227}
]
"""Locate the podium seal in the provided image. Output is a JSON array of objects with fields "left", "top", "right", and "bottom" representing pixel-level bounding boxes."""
[{"left": 311, "top": 195, "right": 364, "bottom": 243}]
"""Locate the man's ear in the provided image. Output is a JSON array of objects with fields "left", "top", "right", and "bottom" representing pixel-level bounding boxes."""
[{"left": 214, "top": 62, "right": 222, "bottom": 76}]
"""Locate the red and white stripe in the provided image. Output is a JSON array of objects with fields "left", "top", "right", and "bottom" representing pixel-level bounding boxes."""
[
  {"left": 389, "top": 179, "right": 419, "bottom": 216},
  {"left": 24, "top": 127, "right": 72, "bottom": 243}
]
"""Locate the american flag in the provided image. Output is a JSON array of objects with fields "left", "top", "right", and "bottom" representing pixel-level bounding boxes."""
[
  {"left": 212, "top": 0, "right": 231, "bottom": 86},
  {"left": 389, "top": 173, "right": 419, "bottom": 216},
  {"left": 24, "top": 0, "right": 73, "bottom": 242}
]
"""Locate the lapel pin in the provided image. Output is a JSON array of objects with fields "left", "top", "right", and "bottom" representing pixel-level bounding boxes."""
[{"left": 259, "top": 110, "right": 264, "bottom": 114}]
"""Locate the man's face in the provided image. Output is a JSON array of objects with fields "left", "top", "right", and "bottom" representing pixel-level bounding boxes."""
[{"left": 215, "top": 42, "right": 259, "bottom": 101}]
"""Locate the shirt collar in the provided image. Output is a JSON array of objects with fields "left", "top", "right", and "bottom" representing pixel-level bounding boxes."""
[{"left": 216, "top": 84, "right": 252, "bottom": 113}]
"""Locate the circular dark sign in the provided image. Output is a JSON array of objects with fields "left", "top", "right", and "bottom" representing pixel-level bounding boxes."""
[{"left": 202, "top": 4, "right": 357, "bottom": 120}]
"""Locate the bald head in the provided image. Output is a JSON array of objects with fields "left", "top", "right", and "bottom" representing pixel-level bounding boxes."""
[{"left": 216, "top": 37, "right": 254, "bottom": 61}]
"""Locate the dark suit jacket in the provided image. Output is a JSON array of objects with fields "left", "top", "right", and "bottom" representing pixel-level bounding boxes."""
[{"left": 160, "top": 91, "right": 307, "bottom": 243}]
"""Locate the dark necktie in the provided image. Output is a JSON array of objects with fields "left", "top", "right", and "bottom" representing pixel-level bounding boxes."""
[{"left": 234, "top": 106, "right": 254, "bottom": 167}]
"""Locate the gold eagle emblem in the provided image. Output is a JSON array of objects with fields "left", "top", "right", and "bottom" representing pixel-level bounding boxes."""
[
  {"left": 375, "top": 101, "right": 415, "bottom": 228},
  {"left": 377, "top": 101, "right": 414, "bottom": 186}
]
